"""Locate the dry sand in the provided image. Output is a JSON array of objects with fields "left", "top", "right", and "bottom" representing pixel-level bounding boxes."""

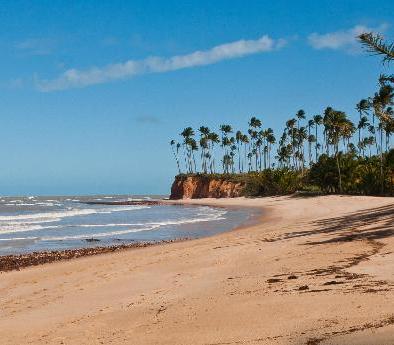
[{"left": 1, "top": 195, "right": 394, "bottom": 345}]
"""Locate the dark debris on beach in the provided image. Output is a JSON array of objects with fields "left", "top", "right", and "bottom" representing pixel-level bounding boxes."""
[{"left": 0, "top": 239, "right": 185, "bottom": 273}]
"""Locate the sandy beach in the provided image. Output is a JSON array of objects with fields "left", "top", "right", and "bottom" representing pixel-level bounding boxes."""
[{"left": 1, "top": 195, "right": 394, "bottom": 345}]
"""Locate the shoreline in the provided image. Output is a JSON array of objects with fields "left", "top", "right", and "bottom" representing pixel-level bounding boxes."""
[
  {"left": 1, "top": 195, "right": 394, "bottom": 345},
  {"left": 0, "top": 202, "right": 261, "bottom": 273}
]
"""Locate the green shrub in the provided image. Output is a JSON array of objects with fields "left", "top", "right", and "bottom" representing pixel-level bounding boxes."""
[
  {"left": 309, "top": 150, "right": 394, "bottom": 195},
  {"left": 242, "top": 169, "right": 304, "bottom": 197}
]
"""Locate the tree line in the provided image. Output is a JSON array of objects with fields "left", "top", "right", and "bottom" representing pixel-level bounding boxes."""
[{"left": 170, "top": 32, "right": 394, "bottom": 195}]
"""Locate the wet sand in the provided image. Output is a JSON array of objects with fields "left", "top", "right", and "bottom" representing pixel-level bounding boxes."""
[{"left": 1, "top": 195, "right": 394, "bottom": 345}]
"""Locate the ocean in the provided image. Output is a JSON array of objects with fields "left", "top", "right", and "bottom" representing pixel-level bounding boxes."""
[{"left": 0, "top": 195, "right": 251, "bottom": 255}]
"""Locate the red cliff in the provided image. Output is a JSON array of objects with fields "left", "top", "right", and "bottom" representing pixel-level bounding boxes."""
[{"left": 170, "top": 175, "right": 245, "bottom": 199}]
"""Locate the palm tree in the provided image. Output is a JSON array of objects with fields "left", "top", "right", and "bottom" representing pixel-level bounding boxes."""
[
  {"left": 266, "top": 129, "right": 276, "bottom": 168},
  {"left": 235, "top": 130, "right": 243, "bottom": 172},
  {"left": 307, "top": 119, "right": 315, "bottom": 165},
  {"left": 230, "top": 144, "right": 237, "bottom": 173},
  {"left": 356, "top": 99, "right": 370, "bottom": 153},
  {"left": 220, "top": 124, "right": 233, "bottom": 173},
  {"left": 208, "top": 132, "right": 220, "bottom": 173},
  {"left": 296, "top": 109, "right": 306, "bottom": 129},
  {"left": 297, "top": 126, "right": 307, "bottom": 171},
  {"left": 371, "top": 84, "right": 394, "bottom": 192},
  {"left": 313, "top": 114, "right": 323, "bottom": 161},
  {"left": 359, "top": 33, "right": 394, "bottom": 65},
  {"left": 249, "top": 116, "right": 262, "bottom": 129},
  {"left": 199, "top": 137, "right": 209, "bottom": 173},
  {"left": 323, "top": 107, "right": 354, "bottom": 192},
  {"left": 170, "top": 140, "right": 182, "bottom": 174},
  {"left": 286, "top": 118, "right": 297, "bottom": 168},
  {"left": 295, "top": 110, "right": 306, "bottom": 169},
  {"left": 198, "top": 126, "right": 210, "bottom": 173},
  {"left": 256, "top": 134, "right": 263, "bottom": 170},
  {"left": 307, "top": 134, "right": 316, "bottom": 165},
  {"left": 323, "top": 107, "right": 334, "bottom": 155},
  {"left": 357, "top": 116, "right": 369, "bottom": 157},
  {"left": 181, "top": 127, "right": 195, "bottom": 173},
  {"left": 248, "top": 117, "right": 262, "bottom": 171},
  {"left": 384, "top": 108, "right": 394, "bottom": 151},
  {"left": 363, "top": 136, "right": 375, "bottom": 157}
]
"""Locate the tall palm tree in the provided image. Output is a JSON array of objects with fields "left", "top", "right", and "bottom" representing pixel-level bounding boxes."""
[
  {"left": 286, "top": 118, "right": 297, "bottom": 168},
  {"left": 220, "top": 124, "right": 233, "bottom": 173},
  {"left": 258, "top": 130, "right": 267, "bottom": 169},
  {"left": 241, "top": 134, "right": 249, "bottom": 172},
  {"left": 170, "top": 140, "right": 182, "bottom": 174},
  {"left": 296, "top": 109, "right": 306, "bottom": 130},
  {"left": 266, "top": 131, "right": 276, "bottom": 168},
  {"left": 371, "top": 84, "right": 394, "bottom": 192},
  {"left": 235, "top": 130, "right": 243, "bottom": 172},
  {"left": 297, "top": 126, "right": 307, "bottom": 171},
  {"left": 248, "top": 117, "right": 262, "bottom": 171},
  {"left": 307, "top": 134, "right": 316, "bottom": 166},
  {"left": 323, "top": 107, "right": 334, "bottom": 155},
  {"left": 208, "top": 132, "right": 220, "bottom": 173},
  {"left": 199, "top": 137, "right": 209, "bottom": 173},
  {"left": 198, "top": 126, "right": 210, "bottom": 173},
  {"left": 181, "top": 127, "right": 195, "bottom": 173},
  {"left": 307, "top": 119, "right": 315, "bottom": 165},
  {"left": 249, "top": 116, "right": 262, "bottom": 129},
  {"left": 295, "top": 110, "right": 306, "bottom": 169},
  {"left": 313, "top": 114, "right": 323, "bottom": 161},
  {"left": 384, "top": 108, "right": 394, "bottom": 151},
  {"left": 356, "top": 99, "right": 370, "bottom": 153},
  {"left": 363, "top": 136, "right": 375, "bottom": 157},
  {"left": 357, "top": 116, "right": 369, "bottom": 157},
  {"left": 323, "top": 107, "right": 354, "bottom": 192}
]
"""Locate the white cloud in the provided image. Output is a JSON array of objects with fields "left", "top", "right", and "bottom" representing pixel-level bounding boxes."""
[
  {"left": 36, "top": 35, "right": 285, "bottom": 92},
  {"left": 308, "top": 24, "right": 388, "bottom": 53}
]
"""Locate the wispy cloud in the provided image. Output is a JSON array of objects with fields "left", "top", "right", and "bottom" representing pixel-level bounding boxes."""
[
  {"left": 15, "top": 38, "right": 56, "bottom": 56},
  {"left": 36, "top": 35, "right": 286, "bottom": 92},
  {"left": 307, "top": 24, "right": 388, "bottom": 53}
]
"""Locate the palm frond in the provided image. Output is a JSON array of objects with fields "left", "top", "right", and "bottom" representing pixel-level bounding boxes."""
[
  {"left": 358, "top": 32, "right": 394, "bottom": 64},
  {"left": 379, "top": 73, "right": 394, "bottom": 85}
]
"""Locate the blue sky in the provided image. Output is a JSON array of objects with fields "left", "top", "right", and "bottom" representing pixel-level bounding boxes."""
[{"left": 0, "top": 0, "right": 393, "bottom": 195}]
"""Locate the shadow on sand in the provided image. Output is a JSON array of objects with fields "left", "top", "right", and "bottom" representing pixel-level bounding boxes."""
[{"left": 269, "top": 202, "right": 394, "bottom": 245}]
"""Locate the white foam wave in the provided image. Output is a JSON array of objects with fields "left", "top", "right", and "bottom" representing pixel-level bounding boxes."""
[
  {"left": 0, "top": 237, "right": 38, "bottom": 241},
  {"left": 0, "top": 205, "right": 149, "bottom": 222},
  {"left": 0, "top": 224, "right": 45, "bottom": 234},
  {"left": 0, "top": 223, "right": 62, "bottom": 235},
  {"left": 4, "top": 202, "right": 58, "bottom": 207},
  {"left": 41, "top": 225, "right": 160, "bottom": 241},
  {"left": 0, "top": 205, "right": 228, "bottom": 242}
]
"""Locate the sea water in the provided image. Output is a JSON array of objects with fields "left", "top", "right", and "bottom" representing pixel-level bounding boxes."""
[{"left": 0, "top": 195, "right": 251, "bottom": 255}]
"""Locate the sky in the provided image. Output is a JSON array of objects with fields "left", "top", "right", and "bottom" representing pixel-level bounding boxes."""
[{"left": 0, "top": 0, "right": 393, "bottom": 196}]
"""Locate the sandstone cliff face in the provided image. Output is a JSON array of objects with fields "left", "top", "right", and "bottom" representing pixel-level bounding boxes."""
[{"left": 170, "top": 175, "right": 245, "bottom": 199}]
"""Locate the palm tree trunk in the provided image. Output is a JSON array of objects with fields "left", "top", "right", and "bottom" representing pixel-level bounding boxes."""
[
  {"left": 315, "top": 125, "right": 318, "bottom": 162},
  {"left": 335, "top": 146, "right": 342, "bottom": 193},
  {"left": 171, "top": 147, "right": 181, "bottom": 174},
  {"left": 237, "top": 145, "right": 241, "bottom": 173},
  {"left": 380, "top": 127, "right": 384, "bottom": 194}
]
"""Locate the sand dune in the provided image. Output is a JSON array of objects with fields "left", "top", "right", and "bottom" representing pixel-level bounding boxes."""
[{"left": 1, "top": 195, "right": 394, "bottom": 345}]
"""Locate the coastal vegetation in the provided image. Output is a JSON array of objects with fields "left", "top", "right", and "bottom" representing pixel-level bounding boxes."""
[{"left": 170, "top": 32, "right": 394, "bottom": 197}]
